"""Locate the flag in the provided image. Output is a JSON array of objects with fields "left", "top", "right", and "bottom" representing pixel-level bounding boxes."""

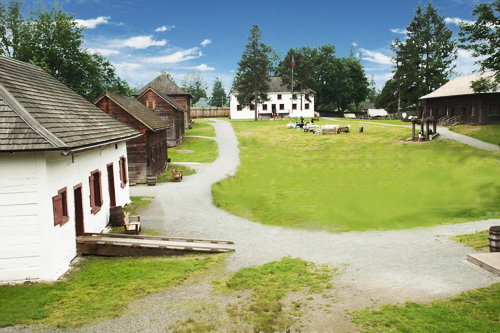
[{"left": 292, "top": 57, "right": 295, "bottom": 68}]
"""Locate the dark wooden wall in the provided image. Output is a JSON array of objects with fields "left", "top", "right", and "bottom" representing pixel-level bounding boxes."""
[
  {"left": 170, "top": 95, "right": 191, "bottom": 129},
  {"left": 423, "top": 93, "right": 500, "bottom": 125},
  {"left": 137, "top": 91, "right": 185, "bottom": 147},
  {"left": 95, "top": 97, "right": 168, "bottom": 183}
]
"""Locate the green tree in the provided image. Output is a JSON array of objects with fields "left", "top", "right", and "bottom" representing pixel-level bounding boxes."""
[
  {"left": 280, "top": 46, "right": 316, "bottom": 110},
  {"left": 391, "top": 2, "right": 456, "bottom": 115},
  {"left": 375, "top": 78, "right": 400, "bottom": 112},
  {"left": 313, "top": 44, "right": 337, "bottom": 110},
  {"left": 181, "top": 70, "right": 208, "bottom": 105},
  {"left": 1, "top": 0, "right": 133, "bottom": 102},
  {"left": 233, "top": 24, "right": 272, "bottom": 121},
  {"left": 459, "top": 0, "right": 500, "bottom": 92},
  {"left": 0, "top": 0, "right": 23, "bottom": 57},
  {"left": 209, "top": 77, "right": 226, "bottom": 107},
  {"left": 367, "top": 75, "right": 379, "bottom": 103},
  {"left": 268, "top": 45, "right": 283, "bottom": 76}
]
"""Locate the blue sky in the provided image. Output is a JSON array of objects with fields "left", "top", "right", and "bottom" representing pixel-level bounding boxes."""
[{"left": 25, "top": 0, "right": 487, "bottom": 94}]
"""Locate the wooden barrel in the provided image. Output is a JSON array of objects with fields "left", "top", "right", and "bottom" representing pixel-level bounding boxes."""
[
  {"left": 147, "top": 175, "right": 156, "bottom": 186},
  {"left": 109, "top": 206, "right": 125, "bottom": 227},
  {"left": 489, "top": 226, "right": 500, "bottom": 252}
]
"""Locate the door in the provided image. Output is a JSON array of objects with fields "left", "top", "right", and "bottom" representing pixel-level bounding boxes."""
[
  {"left": 107, "top": 163, "right": 116, "bottom": 207},
  {"left": 74, "top": 185, "right": 85, "bottom": 236}
]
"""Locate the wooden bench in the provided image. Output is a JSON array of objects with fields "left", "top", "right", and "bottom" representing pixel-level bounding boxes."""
[
  {"left": 337, "top": 126, "right": 350, "bottom": 134},
  {"left": 124, "top": 213, "right": 141, "bottom": 235},
  {"left": 172, "top": 168, "right": 183, "bottom": 182}
]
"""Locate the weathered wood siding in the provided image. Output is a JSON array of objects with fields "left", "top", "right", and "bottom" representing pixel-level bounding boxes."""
[
  {"left": 137, "top": 91, "right": 185, "bottom": 147},
  {"left": 191, "top": 107, "right": 230, "bottom": 118},
  {"left": 423, "top": 93, "right": 500, "bottom": 125},
  {"left": 169, "top": 95, "right": 191, "bottom": 129},
  {"left": 0, "top": 143, "right": 131, "bottom": 282},
  {"left": 95, "top": 97, "right": 167, "bottom": 183}
]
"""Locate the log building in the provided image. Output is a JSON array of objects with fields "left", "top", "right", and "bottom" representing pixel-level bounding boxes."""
[{"left": 94, "top": 92, "right": 170, "bottom": 184}]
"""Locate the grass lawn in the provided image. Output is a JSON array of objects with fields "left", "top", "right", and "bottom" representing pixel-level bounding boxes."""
[
  {"left": 351, "top": 282, "right": 500, "bottom": 332},
  {"left": 451, "top": 230, "right": 490, "bottom": 251},
  {"left": 213, "top": 119, "right": 500, "bottom": 233},
  {"left": 157, "top": 164, "right": 197, "bottom": 183},
  {"left": 0, "top": 255, "right": 223, "bottom": 329},
  {"left": 186, "top": 118, "right": 216, "bottom": 137},
  {"left": 450, "top": 124, "right": 500, "bottom": 146},
  {"left": 168, "top": 137, "right": 218, "bottom": 163}
]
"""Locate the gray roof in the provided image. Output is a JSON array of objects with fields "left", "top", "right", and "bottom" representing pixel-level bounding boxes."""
[
  {"left": 133, "top": 74, "right": 191, "bottom": 97},
  {"left": 0, "top": 57, "right": 140, "bottom": 152},
  {"left": 420, "top": 72, "right": 500, "bottom": 99},
  {"left": 94, "top": 92, "right": 170, "bottom": 132},
  {"left": 135, "top": 87, "right": 187, "bottom": 113}
]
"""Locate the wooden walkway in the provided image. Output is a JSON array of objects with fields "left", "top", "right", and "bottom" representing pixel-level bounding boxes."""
[{"left": 77, "top": 233, "right": 235, "bottom": 257}]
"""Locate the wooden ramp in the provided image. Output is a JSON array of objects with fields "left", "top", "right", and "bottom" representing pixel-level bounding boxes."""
[{"left": 77, "top": 233, "right": 235, "bottom": 257}]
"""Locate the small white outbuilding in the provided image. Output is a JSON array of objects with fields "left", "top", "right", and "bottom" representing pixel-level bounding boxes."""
[{"left": 0, "top": 57, "right": 141, "bottom": 283}]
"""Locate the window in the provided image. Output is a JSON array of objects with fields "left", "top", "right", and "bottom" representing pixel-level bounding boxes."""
[
  {"left": 277, "top": 94, "right": 282, "bottom": 100},
  {"left": 305, "top": 94, "right": 309, "bottom": 100},
  {"left": 489, "top": 105, "right": 498, "bottom": 116},
  {"left": 292, "top": 94, "right": 297, "bottom": 99},
  {"left": 237, "top": 105, "right": 242, "bottom": 111},
  {"left": 292, "top": 104, "right": 297, "bottom": 110},
  {"left": 120, "top": 156, "right": 128, "bottom": 188},
  {"left": 53, "top": 187, "right": 69, "bottom": 226},
  {"left": 471, "top": 106, "right": 475, "bottom": 116},
  {"left": 305, "top": 103, "right": 310, "bottom": 110},
  {"left": 146, "top": 101, "right": 155, "bottom": 109},
  {"left": 89, "top": 170, "right": 103, "bottom": 214},
  {"left": 429, "top": 108, "right": 433, "bottom": 116},
  {"left": 262, "top": 104, "right": 268, "bottom": 111},
  {"left": 250, "top": 104, "right": 254, "bottom": 111},
  {"left": 279, "top": 104, "right": 284, "bottom": 110}
]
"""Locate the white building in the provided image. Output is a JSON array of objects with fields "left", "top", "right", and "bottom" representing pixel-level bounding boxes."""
[
  {"left": 230, "top": 77, "right": 315, "bottom": 120},
  {"left": 0, "top": 57, "right": 140, "bottom": 283}
]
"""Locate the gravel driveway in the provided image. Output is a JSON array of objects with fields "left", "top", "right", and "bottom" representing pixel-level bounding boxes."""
[{"left": 132, "top": 119, "right": 499, "bottom": 300}]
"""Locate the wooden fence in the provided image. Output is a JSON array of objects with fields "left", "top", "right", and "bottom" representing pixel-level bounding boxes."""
[{"left": 191, "top": 107, "right": 230, "bottom": 118}]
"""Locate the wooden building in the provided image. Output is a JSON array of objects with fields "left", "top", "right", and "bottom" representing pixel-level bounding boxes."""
[
  {"left": 95, "top": 92, "right": 170, "bottom": 184},
  {"left": 134, "top": 75, "right": 191, "bottom": 146},
  {"left": 0, "top": 57, "right": 140, "bottom": 282},
  {"left": 420, "top": 72, "right": 500, "bottom": 125}
]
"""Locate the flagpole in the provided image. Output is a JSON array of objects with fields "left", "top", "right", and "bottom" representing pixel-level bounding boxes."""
[{"left": 291, "top": 56, "right": 294, "bottom": 121}]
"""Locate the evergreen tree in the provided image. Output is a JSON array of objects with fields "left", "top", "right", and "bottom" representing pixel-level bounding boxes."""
[
  {"left": 209, "top": 77, "right": 226, "bottom": 107},
  {"left": 181, "top": 70, "right": 208, "bottom": 105},
  {"left": 459, "top": 0, "right": 500, "bottom": 92},
  {"left": 281, "top": 46, "right": 316, "bottom": 111},
  {"left": 391, "top": 2, "right": 456, "bottom": 115},
  {"left": 233, "top": 25, "right": 272, "bottom": 121}
]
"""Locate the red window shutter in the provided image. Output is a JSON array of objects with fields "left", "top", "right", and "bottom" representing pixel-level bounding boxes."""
[
  {"left": 89, "top": 174, "right": 95, "bottom": 210},
  {"left": 52, "top": 194, "right": 63, "bottom": 225},
  {"left": 98, "top": 171, "right": 103, "bottom": 207},
  {"left": 122, "top": 157, "right": 127, "bottom": 185}
]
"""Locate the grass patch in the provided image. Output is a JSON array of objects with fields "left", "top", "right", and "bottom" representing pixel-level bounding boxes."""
[
  {"left": 123, "top": 196, "right": 153, "bottom": 215},
  {"left": 451, "top": 230, "right": 490, "bottom": 251},
  {"left": 215, "top": 257, "right": 338, "bottom": 332},
  {"left": 450, "top": 124, "right": 500, "bottom": 146},
  {"left": 157, "top": 164, "right": 196, "bottom": 183},
  {"left": 168, "top": 137, "right": 218, "bottom": 163},
  {"left": 0, "top": 255, "right": 223, "bottom": 329},
  {"left": 351, "top": 282, "right": 500, "bottom": 332},
  {"left": 186, "top": 118, "right": 216, "bottom": 137},
  {"left": 212, "top": 119, "right": 500, "bottom": 233}
]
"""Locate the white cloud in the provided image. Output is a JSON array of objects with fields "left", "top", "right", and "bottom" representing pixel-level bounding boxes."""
[
  {"left": 360, "top": 49, "right": 392, "bottom": 65},
  {"left": 114, "top": 62, "right": 143, "bottom": 71},
  {"left": 201, "top": 39, "right": 212, "bottom": 47},
  {"left": 75, "top": 16, "right": 110, "bottom": 29},
  {"left": 186, "top": 64, "right": 215, "bottom": 71},
  {"left": 453, "top": 49, "right": 485, "bottom": 77},
  {"left": 111, "top": 36, "right": 167, "bottom": 49},
  {"left": 445, "top": 17, "right": 473, "bottom": 26},
  {"left": 147, "top": 47, "right": 202, "bottom": 64},
  {"left": 89, "top": 48, "right": 120, "bottom": 56},
  {"left": 155, "top": 25, "right": 175, "bottom": 32},
  {"left": 391, "top": 28, "right": 407, "bottom": 35}
]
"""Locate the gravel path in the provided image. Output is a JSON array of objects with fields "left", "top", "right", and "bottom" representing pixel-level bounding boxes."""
[{"left": 132, "top": 119, "right": 499, "bottom": 300}]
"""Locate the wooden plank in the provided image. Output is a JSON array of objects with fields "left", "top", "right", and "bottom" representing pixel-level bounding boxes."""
[{"left": 82, "top": 232, "right": 234, "bottom": 244}]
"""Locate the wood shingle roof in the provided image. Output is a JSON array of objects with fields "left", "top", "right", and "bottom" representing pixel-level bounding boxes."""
[
  {"left": 94, "top": 92, "right": 171, "bottom": 132},
  {"left": 0, "top": 57, "right": 140, "bottom": 152},
  {"left": 133, "top": 74, "right": 191, "bottom": 97}
]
